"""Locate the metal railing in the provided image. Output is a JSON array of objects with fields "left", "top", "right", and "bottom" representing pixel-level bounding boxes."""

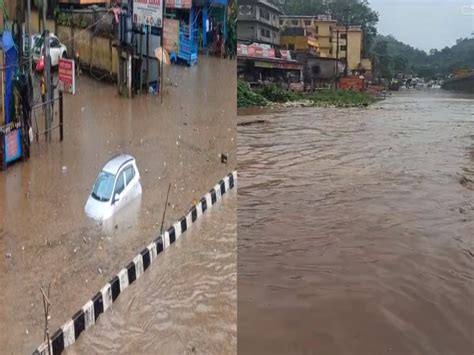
[{"left": 31, "top": 92, "right": 64, "bottom": 142}]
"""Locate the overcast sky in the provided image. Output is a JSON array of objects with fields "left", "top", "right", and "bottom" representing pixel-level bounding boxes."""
[{"left": 369, "top": 0, "right": 474, "bottom": 52}]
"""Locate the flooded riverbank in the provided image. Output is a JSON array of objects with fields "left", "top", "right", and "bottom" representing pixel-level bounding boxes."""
[
  {"left": 66, "top": 192, "right": 236, "bottom": 355},
  {"left": 0, "top": 56, "right": 236, "bottom": 353},
  {"left": 238, "top": 90, "right": 474, "bottom": 354}
]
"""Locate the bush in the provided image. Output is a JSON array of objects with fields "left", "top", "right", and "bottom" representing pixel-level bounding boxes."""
[
  {"left": 310, "top": 89, "right": 375, "bottom": 107},
  {"left": 237, "top": 80, "right": 268, "bottom": 108}
]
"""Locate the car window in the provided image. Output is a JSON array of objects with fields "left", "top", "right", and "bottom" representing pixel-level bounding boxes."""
[
  {"left": 124, "top": 165, "right": 135, "bottom": 185},
  {"left": 50, "top": 38, "right": 60, "bottom": 48},
  {"left": 91, "top": 171, "right": 115, "bottom": 202},
  {"left": 114, "top": 171, "right": 126, "bottom": 195}
]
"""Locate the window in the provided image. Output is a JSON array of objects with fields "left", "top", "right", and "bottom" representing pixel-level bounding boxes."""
[
  {"left": 259, "top": 8, "right": 270, "bottom": 20},
  {"left": 312, "top": 65, "right": 321, "bottom": 75},
  {"left": 279, "top": 19, "right": 284, "bottom": 25},
  {"left": 125, "top": 165, "right": 136, "bottom": 185},
  {"left": 341, "top": 33, "right": 347, "bottom": 39},
  {"left": 114, "top": 171, "right": 126, "bottom": 195},
  {"left": 340, "top": 45, "right": 347, "bottom": 51},
  {"left": 304, "top": 20, "right": 311, "bottom": 26},
  {"left": 292, "top": 20, "right": 299, "bottom": 26},
  {"left": 50, "top": 38, "right": 60, "bottom": 48},
  {"left": 288, "top": 44, "right": 295, "bottom": 50},
  {"left": 91, "top": 171, "right": 116, "bottom": 202},
  {"left": 260, "top": 28, "right": 270, "bottom": 38},
  {"left": 315, "top": 26, "right": 319, "bottom": 34}
]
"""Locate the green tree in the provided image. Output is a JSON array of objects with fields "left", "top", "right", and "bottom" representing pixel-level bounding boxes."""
[{"left": 372, "top": 40, "right": 393, "bottom": 82}]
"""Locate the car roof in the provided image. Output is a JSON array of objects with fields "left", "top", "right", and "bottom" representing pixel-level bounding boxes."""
[{"left": 102, "top": 154, "right": 135, "bottom": 174}]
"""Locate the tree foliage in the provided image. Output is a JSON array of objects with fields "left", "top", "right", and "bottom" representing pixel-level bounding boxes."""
[{"left": 372, "top": 35, "right": 474, "bottom": 78}]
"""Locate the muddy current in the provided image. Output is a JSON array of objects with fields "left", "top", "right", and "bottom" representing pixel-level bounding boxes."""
[
  {"left": 238, "top": 90, "right": 474, "bottom": 355},
  {"left": 66, "top": 192, "right": 236, "bottom": 355}
]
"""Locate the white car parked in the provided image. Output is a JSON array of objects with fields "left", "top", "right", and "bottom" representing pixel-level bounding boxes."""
[
  {"left": 85, "top": 155, "right": 142, "bottom": 221},
  {"left": 32, "top": 33, "right": 68, "bottom": 67}
]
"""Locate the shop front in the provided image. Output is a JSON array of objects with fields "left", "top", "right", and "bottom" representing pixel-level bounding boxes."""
[{"left": 165, "top": 0, "right": 198, "bottom": 65}]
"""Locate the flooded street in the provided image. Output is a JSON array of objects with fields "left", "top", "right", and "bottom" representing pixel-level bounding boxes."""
[
  {"left": 66, "top": 192, "right": 236, "bottom": 355},
  {"left": 238, "top": 90, "right": 474, "bottom": 355},
  {"left": 0, "top": 56, "right": 235, "bottom": 353}
]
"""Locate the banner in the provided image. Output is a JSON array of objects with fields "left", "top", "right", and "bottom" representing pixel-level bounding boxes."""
[
  {"left": 163, "top": 19, "right": 179, "bottom": 53},
  {"left": 133, "top": 0, "right": 163, "bottom": 27}
]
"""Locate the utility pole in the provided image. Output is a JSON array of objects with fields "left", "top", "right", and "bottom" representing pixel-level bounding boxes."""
[
  {"left": 335, "top": 29, "right": 339, "bottom": 90},
  {"left": 344, "top": 6, "right": 350, "bottom": 76}
]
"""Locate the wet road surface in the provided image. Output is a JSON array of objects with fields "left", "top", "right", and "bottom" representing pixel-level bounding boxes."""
[
  {"left": 0, "top": 56, "right": 235, "bottom": 353},
  {"left": 66, "top": 192, "right": 236, "bottom": 355},
  {"left": 238, "top": 90, "right": 474, "bottom": 355}
]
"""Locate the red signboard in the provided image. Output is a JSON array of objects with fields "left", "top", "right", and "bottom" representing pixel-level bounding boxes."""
[
  {"left": 58, "top": 58, "right": 76, "bottom": 95},
  {"left": 166, "top": 0, "right": 191, "bottom": 8}
]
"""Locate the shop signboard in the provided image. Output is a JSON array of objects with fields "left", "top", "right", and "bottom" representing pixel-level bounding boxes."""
[
  {"left": 133, "top": 0, "right": 163, "bottom": 27},
  {"left": 3, "top": 129, "right": 22, "bottom": 163},
  {"left": 58, "top": 58, "right": 76, "bottom": 95},
  {"left": 166, "top": 0, "right": 192, "bottom": 9},
  {"left": 163, "top": 18, "right": 179, "bottom": 53}
]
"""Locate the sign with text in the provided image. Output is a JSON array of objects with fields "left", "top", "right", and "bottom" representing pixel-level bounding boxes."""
[
  {"left": 58, "top": 58, "right": 76, "bottom": 95},
  {"left": 133, "top": 0, "right": 163, "bottom": 27},
  {"left": 4, "top": 129, "right": 22, "bottom": 163},
  {"left": 166, "top": 0, "right": 191, "bottom": 9},
  {"left": 163, "top": 19, "right": 179, "bottom": 53}
]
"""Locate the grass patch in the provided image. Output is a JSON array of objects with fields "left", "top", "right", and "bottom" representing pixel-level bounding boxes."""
[
  {"left": 309, "top": 90, "right": 375, "bottom": 107},
  {"left": 238, "top": 81, "right": 376, "bottom": 108}
]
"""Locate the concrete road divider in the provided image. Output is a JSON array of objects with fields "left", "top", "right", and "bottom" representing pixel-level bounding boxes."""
[{"left": 33, "top": 171, "right": 237, "bottom": 355}]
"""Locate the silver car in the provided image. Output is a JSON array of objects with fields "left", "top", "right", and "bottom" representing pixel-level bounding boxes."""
[{"left": 85, "top": 155, "right": 142, "bottom": 221}]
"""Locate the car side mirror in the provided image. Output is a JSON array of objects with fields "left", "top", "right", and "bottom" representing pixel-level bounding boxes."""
[{"left": 113, "top": 193, "right": 121, "bottom": 204}]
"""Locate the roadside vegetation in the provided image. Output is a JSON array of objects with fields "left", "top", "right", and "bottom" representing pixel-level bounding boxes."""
[{"left": 238, "top": 81, "right": 375, "bottom": 108}]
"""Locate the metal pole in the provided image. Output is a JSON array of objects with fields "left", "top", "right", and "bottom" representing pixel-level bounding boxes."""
[
  {"left": 59, "top": 92, "right": 63, "bottom": 141},
  {"left": 161, "top": 4, "right": 165, "bottom": 104},
  {"left": 160, "top": 183, "right": 171, "bottom": 234},
  {"left": 42, "top": 0, "right": 47, "bottom": 32},
  {"left": 44, "top": 29, "right": 51, "bottom": 142},
  {"left": 27, "top": 0, "right": 32, "bottom": 76}
]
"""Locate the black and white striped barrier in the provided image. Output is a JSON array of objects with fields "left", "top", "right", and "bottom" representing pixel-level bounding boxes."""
[{"left": 34, "top": 171, "right": 237, "bottom": 355}]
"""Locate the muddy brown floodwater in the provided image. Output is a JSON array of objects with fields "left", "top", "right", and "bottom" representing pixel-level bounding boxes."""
[
  {"left": 0, "top": 56, "right": 235, "bottom": 353},
  {"left": 238, "top": 90, "right": 474, "bottom": 355},
  {"left": 65, "top": 192, "right": 236, "bottom": 355}
]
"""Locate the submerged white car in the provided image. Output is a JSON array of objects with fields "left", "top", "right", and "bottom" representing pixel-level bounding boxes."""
[{"left": 85, "top": 155, "right": 142, "bottom": 221}]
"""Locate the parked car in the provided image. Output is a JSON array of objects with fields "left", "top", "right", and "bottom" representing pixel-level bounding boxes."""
[
  {"left": 30, "top": 33, "right": 41, "bottom": 51},
  {"left": 32, "top": 33, "right": 68, "bottom": 70},
  {"left": 85, "top": 155, "right": 142, "bottom": 221}
]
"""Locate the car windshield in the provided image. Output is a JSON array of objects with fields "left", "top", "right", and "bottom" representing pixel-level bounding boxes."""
[{"left": 91, "top": 171, "right": 116, "bottom": 202}]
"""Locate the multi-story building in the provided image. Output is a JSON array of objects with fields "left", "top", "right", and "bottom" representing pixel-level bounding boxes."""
[
  {"left": 279, "top": 14, "right": 371, "bottom": 72},
  {"left": 280, "top": 27, "right": 319, "bottom": 53},
  {"left": 332, "top": 25, "right": 363, "bottom": 71},
  {"left": 237, "top": 0, "right": 283, "bottom": 46},
  {"left": 279, "top": 15, "right": 337, "bottom": 58}
]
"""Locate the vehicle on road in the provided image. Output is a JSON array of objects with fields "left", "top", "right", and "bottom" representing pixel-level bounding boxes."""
[
  {"left": 85, "top": 155, "right": 142, "bottom": 221},
  {"left": 33, "top": 33, "right": 68, "bottom": 71}
]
